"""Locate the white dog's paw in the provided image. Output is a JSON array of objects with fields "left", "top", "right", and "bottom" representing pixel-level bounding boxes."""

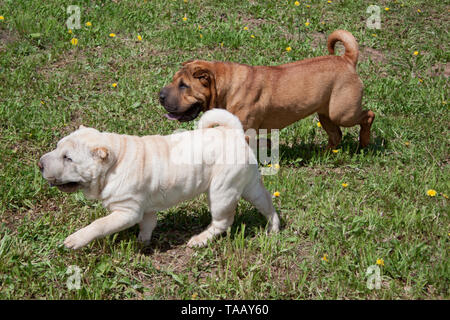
[
  {"left": 267, "top": 214, "right": 280, "bottom": 233},
  {"left": 187, "top": 234, "right": 209, "bottom": 248},
  {"left": 137, "top": 232, "right": 152, "bottom": 246},
  {"left": 268, "top": 223, "right": 280, "bottom": 233},
  {"left": 64, "top": 230, "right": 91, "bottom": 250}
]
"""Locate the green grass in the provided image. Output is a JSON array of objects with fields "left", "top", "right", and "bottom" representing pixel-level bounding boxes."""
[{"left": 0, "top": 0, "right": 448, "bottom": 299}]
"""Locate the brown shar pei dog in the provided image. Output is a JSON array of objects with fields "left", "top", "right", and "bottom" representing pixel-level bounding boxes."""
[{"left": 159, "top": 29, "right": 375, "bottom": 149}]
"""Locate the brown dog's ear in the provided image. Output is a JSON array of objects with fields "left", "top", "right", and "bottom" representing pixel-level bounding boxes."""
[
  {"left": 192, "top": 66, "right": 217, "bottom": 110},
  {"left": 91, "top": 147, "right": 109, "bottom": 161},
  {"left": 192, "top": 68, "right": 211, "bottom": 87}
]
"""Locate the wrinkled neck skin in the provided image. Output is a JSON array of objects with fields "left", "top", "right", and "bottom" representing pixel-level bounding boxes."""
[
  {"left": 213, "top": 62, "right": 256, "bottom": 111},
  {"left": 77, "top": 133, "right": 122, "bottom": 204},
  {"left": 80, "top": 132, "right": 122, "bottom": 206},
  {"left": 79, "top": 132, "right": 162, "bottom": 215}
]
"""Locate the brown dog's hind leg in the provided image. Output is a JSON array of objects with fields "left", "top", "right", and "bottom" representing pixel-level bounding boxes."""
[
  {"left": 318, "top": 114, "right": 342, "bottom": 149},
  {"left": 327, "top": 83, "right": 375, "bottom": 148},
  {"left": 358, "top": 110, "right": 375, "bottom": 148}
]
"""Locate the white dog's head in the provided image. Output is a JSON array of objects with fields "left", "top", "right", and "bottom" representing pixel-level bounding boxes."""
[{"left": 38, "top": 125, "right": 115, "bottom": 193}]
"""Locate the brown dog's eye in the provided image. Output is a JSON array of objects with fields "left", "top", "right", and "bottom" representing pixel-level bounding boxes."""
[{"left": 179, "top": 81, "right": 189, "bottom": 89}]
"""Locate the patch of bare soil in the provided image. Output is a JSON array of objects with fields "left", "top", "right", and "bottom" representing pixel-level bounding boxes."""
[
  {"left": 1, "top": 199, "right": 61, "bottom": 233},
  {"left": 427, "top": 62, "right": 450, "bottom": 78},
  {"left": 150, "top": 246, "right": 194, "bottom": 273},
  {"left": 310, "top": 32, "right": 327, "bottom": 49},
  {"left": 240, "top": 16, "right": 267, "bottom": 29},
  {"left": 359, "top": 47, "right": 388, "bottom": 64},
  {"left": 61, "top": 108, "right": 87, "bottom": 135},
  {"left": 0, "top": 28, "right": 19, "bottom": 50},
  {"left": 36, "top": 49, "right": 88, "bottom": 80}
]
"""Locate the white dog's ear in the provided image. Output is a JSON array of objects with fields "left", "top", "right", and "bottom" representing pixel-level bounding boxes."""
[{"left": 91, "top": 147, "right": 109, "bottom": 161}]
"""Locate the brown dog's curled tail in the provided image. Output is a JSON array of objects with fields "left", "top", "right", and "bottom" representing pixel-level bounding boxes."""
[{"left": 327, "top": 30, "right": 359, "bottom": 68}]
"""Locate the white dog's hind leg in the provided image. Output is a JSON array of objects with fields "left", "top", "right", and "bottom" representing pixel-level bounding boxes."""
[
  {"left": 242, "top": 178, "right": 280, "bottom": 233},
  {"left": 187, "top": 189, "right": 240, "bottom": 248},
  {"left": 138, "top": 212, "right": 157, "bottom": 245},
  {"left": 64, "top": 210, "right": 143, "bottom": 250}
]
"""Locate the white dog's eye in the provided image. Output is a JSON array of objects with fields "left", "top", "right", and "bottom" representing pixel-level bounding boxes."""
[{"left": 63, "top": 154, "right": 73, "bottom": 162}]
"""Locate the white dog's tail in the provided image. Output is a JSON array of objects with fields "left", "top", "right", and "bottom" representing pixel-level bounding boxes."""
[{"left": 197, "top": 109, "right": 243, "bottom": 131}]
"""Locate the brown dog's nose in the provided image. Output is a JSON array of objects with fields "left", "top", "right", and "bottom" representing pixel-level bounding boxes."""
[{"left": 159, "top": 90, "right": 166, "bottom": 104}]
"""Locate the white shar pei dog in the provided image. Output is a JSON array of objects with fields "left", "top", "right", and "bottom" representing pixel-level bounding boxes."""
[{"left": 38, "top": 109, "right": 280, "bottom": 249}]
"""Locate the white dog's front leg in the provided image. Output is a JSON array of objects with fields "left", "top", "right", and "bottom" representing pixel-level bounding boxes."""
[
  {"left": 138, "top": 212, "right": 157, "bottom": 245},
  {"left": 64, "top": 210, "right": 142, "bottom": 250}
]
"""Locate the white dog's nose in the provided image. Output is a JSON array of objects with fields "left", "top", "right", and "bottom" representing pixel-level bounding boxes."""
[{"left": 38, "top": 158, "right": 44, "bottom": 172}]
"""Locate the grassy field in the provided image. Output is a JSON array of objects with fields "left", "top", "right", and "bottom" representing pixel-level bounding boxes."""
[{"left": 0, "top": 0, "right": 448, "bottom": 299}]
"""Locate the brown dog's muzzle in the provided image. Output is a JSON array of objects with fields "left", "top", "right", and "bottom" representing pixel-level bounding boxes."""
[
  {"left": 158, "top": 87, "right": 169, "bottom": 109},
  {"left": 158, "top": 86, "right": 203, "bottom": 122}
]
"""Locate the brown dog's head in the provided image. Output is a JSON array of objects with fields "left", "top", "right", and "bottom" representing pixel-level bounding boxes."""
[{"left": 159, "top": 60, "right": 217, "bottom": 122}]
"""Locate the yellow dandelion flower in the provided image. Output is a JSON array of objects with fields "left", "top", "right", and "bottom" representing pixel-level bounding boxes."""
[
  {"left": 68, "top": 29, "right": 73, "bottom": 34},
  {"left": 0, "top": 16, "right": 5, "bottom": 21},
  {"left": 273, "top": 191, "right": 280, "bottom": 197},
  {"left": 376, "top": 258, "right": 385, "bottom": 266},
  {"left": 182, "top": 16, "right": 188, "bottom": 21},
  {"left": 184, "top": 0, "right": 188, "bottom": 3},
  {"left": 418, "top": 78, "right": 423, "bottom": 83},
  {"left": 191, "top": 292, "right": 198, "bottom": 299},
  {"left": 442, "top": 193, "right": 448, "bottom": 199},
  {"left": 85, "top": 21, "right": 92, "bottom": 27},
  {"left": 305, "top": 21, "right": 310, "bottom": 27},
  {"left": 40, "top": 101, "right": 45, "bottom": 105},
  {"left": 328, "top": 0, "right": 332, "bottom": 3},
  {"left": 250, "top": 34, "right": 255, "bottom": 38},
  {"left": 322, "top": 254, "right": 328, "bottom": 262},
  {"left": 198, "top": 25, "right": 202, "bottom": 30},
  {"left": 199, "top": 34, "right": 203, "bottom": 39},
  {"left": 267, "top": 164, "right": 272, "bottom": 167},
  {"left": 413, "top": 51, "right": 419, "bottom": 56},
  {"left": 294, "top": 1, "right": 300, "bottom": 6},
  {"left": 317, "top": 122, "right": 322, "bottom": 127},
  {"left": 220, "top": 42, "right": 224, "bottom": 47},
  {"left": 372, "top": 34, "right": 377, "bottom": 37},
  {"left": 286, "top": 46, "right": 292, "bottom": 52},
  {"left": 70, "top": 38, "right": 78, "bottom": 45},
  {"left": 244, "top": 26, "right": 249, "bottom": 30},
  {"left": 417, "top": 9, "right": 421, "bottom": 13},
  {"left": 137, "top": 35, "right": 142, "bottom": 41},
  {"left": 109, "top": 33, "right": 116, "bottom": 38},
  {"left": 274, "top": 164, "right": 280, "bottom": 169},
  {"left": 306, "top": 5, "right": 311, "bottom": 8},
  {"left": 427, "top": 189, "right": 437, "bottom": 197},
  {"left": 111, "top": 83, "right": 118, "bottom": 88},
  {"left": 342, "top": 183, "right": 348, "bottom": 188},
  {"left": 385, "top": 7, "right": 390, "bottom": 11},
  {"left": 332, "top": 149, "right": 339, "bottom": 153},
  {"left": 404, "top": 141, "right": 410, "bottom": 146}
]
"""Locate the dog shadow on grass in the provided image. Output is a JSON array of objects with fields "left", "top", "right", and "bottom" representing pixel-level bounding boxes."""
[
  {"left": 137, "top": 205, "right": 274, "bottom": 255},
  {"left": 276, "top": 134, "right": 387, "bottom": 165}
]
